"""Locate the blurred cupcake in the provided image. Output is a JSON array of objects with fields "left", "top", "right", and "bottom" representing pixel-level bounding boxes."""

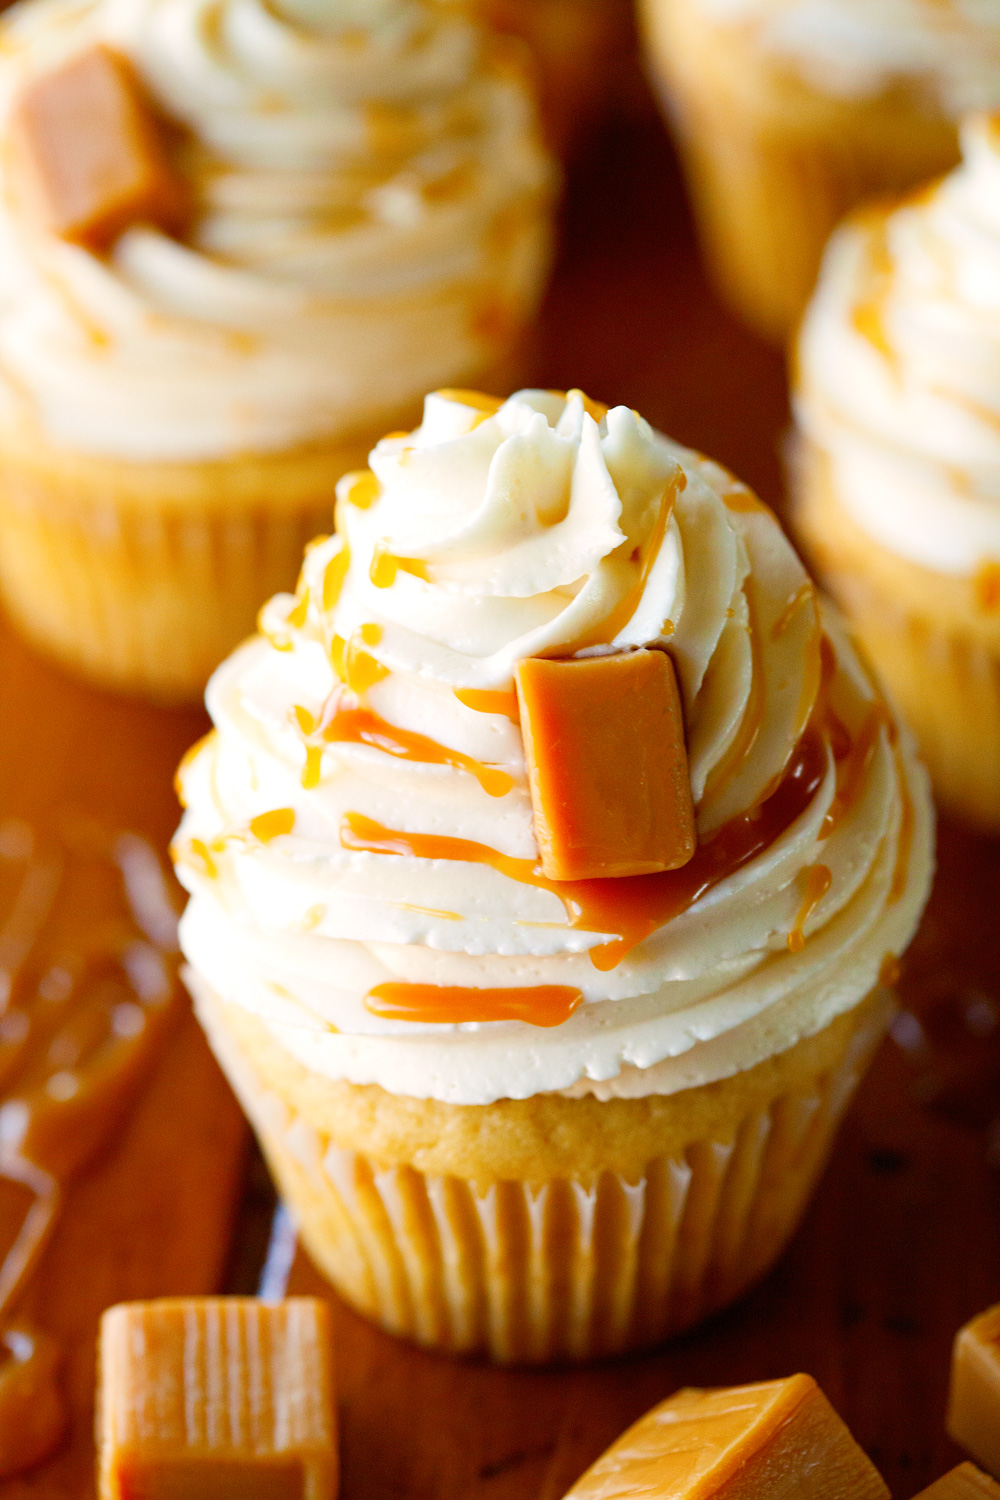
[
  {"left": 0, "top": 0, "right": 555, "bottom": 700},
  {"left": 639, "top": 0, "right": 1000, "bottom": 341},
  {"left": 795, "top": 114, "right": 1000, "bottom": 829},
  {"left": 174, "top": 388, "right": 932, "bottom": 1363},
  {"left": 475, "top": 0, "right": 630, "bottom": 153}
]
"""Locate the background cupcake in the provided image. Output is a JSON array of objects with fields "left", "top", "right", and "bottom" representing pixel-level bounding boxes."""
[
  {"left": 174, "top": 388, "right": 932, "bottom": 1363},
  {"left": 639, "top": 0, "right": 1000, "bottom": 341},
  {"left": 795, "top": 113, "right": 1000, "bottom": 830},
  {"left": 0, "top": 0, "right": 555, "bottom": 700},
  {"left": 475, "top": 0, "right": 631, "bottom": 153}
]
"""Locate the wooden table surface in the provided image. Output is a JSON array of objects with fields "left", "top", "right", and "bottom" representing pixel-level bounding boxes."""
[{"left": 2, "top": 63, "right": 999, "bottom": 1500}]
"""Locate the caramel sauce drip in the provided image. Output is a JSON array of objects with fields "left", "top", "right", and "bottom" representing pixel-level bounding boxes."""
[
  {"left": 365, "top": 983, "right": 583, "bottom": 1028},
  {"left": 0, "top": 821, "right": 182, "bottom": 1465},
  {"left": 329, "top": 625, "right": 388, "bottom": 697},
  {"left": 879, "top": 952, "right": 902, "bottom": 989},
  {"left": 369, "top": 542, "right": 430, "bottom": 589},
  {"left": 454, "top": 687, "right": 521, "bottom": 722},
  {"left": 249, "top": 809, "right": 295, "bottom": 843},
  {"left": 851, "top": 215, "right": 897, "bottom": 368},
  {"left": 787, "top": 864, "right": 833, "bottom": 954},
  {"left": 0, "top": 1325, "right": 66, "bottom": 1478},
  {"left": 974, "top": 561, "right": 1000, "bottom": 614},
  {"left": 319, "top": 694, "right": 513, "bottom": 798},
  {"left": 342, "top": 728, "right": 826, "bottom": 973}
]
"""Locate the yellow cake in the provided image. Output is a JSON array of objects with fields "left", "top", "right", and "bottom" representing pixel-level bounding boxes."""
[
  {"left": 0, "top": 0, "right": 555, "bottom": 700},
  {"left": 174, "top": 388, "right": 933, "bottom": 1361},
  {"left": 794, "top": 115, "right": 1000, "bottom": 829},
  {"left": 639, "top": 0, "right": 1000, "bottom": 341}
]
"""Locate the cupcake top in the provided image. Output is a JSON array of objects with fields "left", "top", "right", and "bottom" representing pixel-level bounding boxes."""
[
  {"left": 796, "top": 113, "right": 1000, "bottom": 577},
  {"left": 691, "top": 0, "right": 1000, "bottom": 114},
  {"left": 0, "top": 0, "right": 553, "bottom": 461},
  {"left": 173, "top": 389, "right": 933, "bottom": 1106}
]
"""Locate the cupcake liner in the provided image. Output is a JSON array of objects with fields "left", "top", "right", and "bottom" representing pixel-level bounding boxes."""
[
  {"left": 0, "top": 434, "right": 374, "bottom": 703},
  {"left": 640, "top": 0, "right": 959, "bottom": 341},
  {"left": 796, "top": 457, "right": 1000, "bottom": 831},
  {"left": 195, "top": 980, "right": 891, "bottom": 1363}
]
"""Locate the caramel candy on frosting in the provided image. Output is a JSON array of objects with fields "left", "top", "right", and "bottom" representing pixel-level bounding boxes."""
[
  {"left": 948, "top": 1304, "right": 1000, "bottom": 1479},
  {"left": 914, "top": 1465, "right": 1000, "bottom": 1499},
  {"left": 515, "top": 649, "right": 696, "bottom": 881},
  {"left": 563, "top": 1376, "right": 889, "bottom": 1500},
  {"left": 98, "top": 1298, "right": 337, "bottom": 1500},
  {"left": 11, "top": 44, "right": 189, "bottom": 253}
]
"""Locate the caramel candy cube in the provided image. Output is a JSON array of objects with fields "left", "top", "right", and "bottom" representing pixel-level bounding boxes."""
[
  {"left": 563, "top": 1376, "right": 889, "bottom": 1500},
  {"left": 515, "top": 649, "right": 695, "bottom": 881},
  {"left": 11, "top": 45, "right": 189, "bottom": 253},
  {"left": 98, "top": 1298, "right": 337, "bottom": 1500},
  {"left": 915, "top": 1465, "right": 1000, "bottom": 1499},
  {"left": 948, "top": 1304, "right": 1000, "bottom": 1479}
]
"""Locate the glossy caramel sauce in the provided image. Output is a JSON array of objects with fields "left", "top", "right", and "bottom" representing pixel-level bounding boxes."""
[
  {"left": 249, "top": 809, "right": 295, "bottom": 843},
  {"left": 974, "top": 561, "right": 1000, "bottom": 614},
  {"left": 369, "top": 542, "right": 430, "bottom": 589},
  {"left": 342, "top": 726, "right": 828, "bottom": 976},
  {"left": 0, "top": 818, "right": 182, "bottom": 1466},
  {"left": 365, "top": 983, "right": 583, "bottom": 1028},
  {"left": 787, "top": 864, "right": 833, "bottom": 954},
  {"left": 317, "top": 693, "right": 513, "bottom": 798}
]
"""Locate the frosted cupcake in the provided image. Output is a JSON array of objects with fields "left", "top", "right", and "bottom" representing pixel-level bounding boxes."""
[
  {"left": 0, "top": 0, "right": 554, "bottom": 700},
  {"left": 639, "top": 0, "right": 1000, "bottom": 341},
  {"left": 174, "top": 388, "right": 933, "bottom": 1363},
  {"left": 795, "top": 114, "right": 1000, "bottom": 830}
]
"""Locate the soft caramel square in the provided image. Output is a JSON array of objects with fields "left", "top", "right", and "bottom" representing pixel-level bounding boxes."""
[
  {"left": 11, "top": 44, "right": 189, "bottom": 252},
  {"left": 562, "top": 1376, "right": 889, "bottom": 1500},
  {"left": 515, "top": 649, "right": 695, "bottom": 881},
  {"left": 98, "top": 1298, "right": 337, "bottom": 1500}
]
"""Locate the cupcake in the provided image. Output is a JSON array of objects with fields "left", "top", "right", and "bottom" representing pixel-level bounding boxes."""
[
  {"left": 475, "top": 0, "right": 630, "bottom": 153},
  {"left": 0, "top": 0, "right": 555, "bottom": 701},
  {"left": 794, "top": 114, "right": 1000, "bottom": 830},
  {"left": 639, "top": 0, "right": 1000, "bottom": 342},
  {"left": 173, "top": 388, "right": 933, "bottom": 1362}
]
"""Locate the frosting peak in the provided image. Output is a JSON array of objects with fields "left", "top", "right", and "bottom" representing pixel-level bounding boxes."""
[{"left": 175, "top": 390, "right": 933, "bottom": 1105}]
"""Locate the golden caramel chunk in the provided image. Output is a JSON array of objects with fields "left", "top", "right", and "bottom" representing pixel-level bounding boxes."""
[
  {"left": 515, "top": 649, "right": 695, "bottom": 881},
  {"left": 97, "top": 1298, "right": 337, "bottom": 1500},
  {"left": 11, "top": 45, "right": 189, "bottom": 253},
  {"left": 915, "top": 1465, "right": 1000, "bottom": 1499},
  {"left": 948, "top": 1304, "right": 1000, "bottom": 1479},
  {"left": 563, "top": 1376, "right": 889, "bottom": 1500}
]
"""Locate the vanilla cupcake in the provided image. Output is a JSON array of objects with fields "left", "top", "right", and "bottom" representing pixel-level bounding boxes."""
[
  {"left": 0, "top": 0, "right": 555, "bottom": 700},
  {"left": 475, "top": 0, "right": 630, "bottom": 152},
  {"left": 639, "top": 0, "right": 1000, "bottom": 341},
  {"left": 795, "top": 114, "right": 1000, "bottom": 830},
  {"left": 174, "top": 388, "right": 932, "bottom": 1363}
]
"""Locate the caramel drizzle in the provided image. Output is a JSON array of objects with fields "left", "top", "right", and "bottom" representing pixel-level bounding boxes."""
[
  {"left": 365, "top": 983, "right": 582, "bottom": 1028},
  {"left": 313, "top": 692, "right": 513, "bottom": 798},
  {"left": 343, "top": 727, "right": 827, "bottom": 975},
  {"left": 454, "top": 687, "right": 521, "bottom": 722}
]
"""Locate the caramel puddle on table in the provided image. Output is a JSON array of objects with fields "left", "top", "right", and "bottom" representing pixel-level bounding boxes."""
[{"left": 0, "top": 815, "right": 183, "bottom": 1477}]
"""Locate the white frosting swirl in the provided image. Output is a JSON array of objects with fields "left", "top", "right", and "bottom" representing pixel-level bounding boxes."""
[
  {"left": 0, "top": 0, "right": 554, "bottom": 459},
  {"left": 690, "top": 0, "right": 1000, "bottom": 113},
  {"left": 796, "top": 113, "right": 1000, "bottom": 576},
  {"left": 174, "top": 389, "right": 933, "bottom": 1106}
]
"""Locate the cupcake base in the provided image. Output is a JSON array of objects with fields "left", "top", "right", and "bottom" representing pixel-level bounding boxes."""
[
  {"left": 797, "top": 455, "right": 1000, "bottom": 831},
  {"left": 193, "top": 977, "right": 892, "bottom": 1363},
  {"left": 639, "top": 0, "right": 960, "bottom": 341},
  {"left": 0, "top": 427, "right": 380, "bottom": 704}
]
